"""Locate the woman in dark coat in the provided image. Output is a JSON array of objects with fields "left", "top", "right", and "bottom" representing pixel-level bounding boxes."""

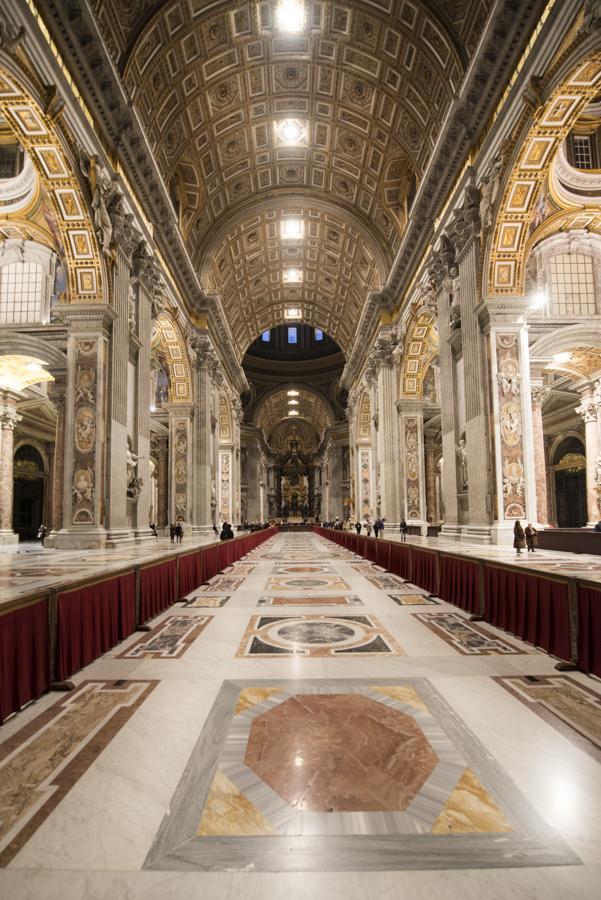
[{"left": 513, "top": 520, "right": 526, "bottom": 555}]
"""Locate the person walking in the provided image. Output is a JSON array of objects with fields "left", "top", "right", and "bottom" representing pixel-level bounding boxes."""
[
  {"left": 355, "top": 521, "right": 362, "bottom": 534},
  {"left": 169, "top": 523, "right": 175, "bottom": 543},
  {"left": 150, "top": 522, "right": 158, "bottom": 539},
  {"left": 365, "top": 516, "right": 372, "bottom": 537},
  {"left": 399, "top": 518, "right": 408, "bottom": 542},
  {"left": 37, "top": 524, "right": 47, "bottom": 546},
  {"left": 514, "top": 520, "right": 526, "bottom": 556},
  {"left": 176, "top": 523, "right": 183, "bottom": 543},
  {"left": 373, "top": 519, "right": 380, "bottom": 538},
  {"left": 525, "top": 523, "right": 536, "bottom": 553}
]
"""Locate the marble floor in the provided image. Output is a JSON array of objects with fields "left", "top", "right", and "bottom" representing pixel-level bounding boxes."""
[{"left": 1, "top": 532, "right": 601, "bottom": 899}]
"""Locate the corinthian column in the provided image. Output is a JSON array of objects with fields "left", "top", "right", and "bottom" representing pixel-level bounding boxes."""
[
  {"left": 530, "top": 379, "right": 549, "bottom": 525},
  {"left": 0, "top": 396, "right": 22, "bottom": 544},
  {"left": 373, "top": 336, "right": 401, "bottom": 526},
  {"left": 576, "top": 382, "right": 601, "bottom": 525}
]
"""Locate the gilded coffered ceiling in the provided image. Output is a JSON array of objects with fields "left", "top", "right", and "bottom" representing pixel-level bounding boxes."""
[{"left": 88, "top": 0, "right": 493, "bottom": 352}]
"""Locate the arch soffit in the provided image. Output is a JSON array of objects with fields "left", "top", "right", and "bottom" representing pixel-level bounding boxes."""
[
  {"left": 254, "top": 386, "right": 334, "bottom": 436},
  {"left": 0, "top": 332, "right": 66, "bottom": 371},
  {"left": 400, "top": 308, "right": 438, "bottom": 398},
  {"left": 0, "top": 65, "right": 104, "bottom": 303},
  {"left": 153, "top": 312, "right": 192, "bottom": 403},
  {"left": 530, "top": 324, "right": 601, "bottom": 360},
  {"left": 487, "top": 51, "right": 601, "bottom": 297}
]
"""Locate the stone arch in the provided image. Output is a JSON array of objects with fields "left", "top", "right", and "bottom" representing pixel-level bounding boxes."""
[
  {"left": 13, "top": 439, "right": 50, "bottom": 476},
  {"left": 0, "top": 64, "right": 104, "bottom": 303},
  {"left": 487, "top": 50, "right": 601, "bottom": 296},
  {"left": 399, "top": 309, "right": 438, "bottom": 398},
  {"left": 152, "top": 312, "right": 192, "bottom": 403}
]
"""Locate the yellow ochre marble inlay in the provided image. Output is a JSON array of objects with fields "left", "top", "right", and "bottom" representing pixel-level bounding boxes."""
[
  {"left": 197, "top": 770, "right": 278, "bottom": 837},
  {"left": 235, "top": 687, "right": 283, "bottom": 715},
  {"left": 373, "top": 685, "right": 429, "bottom": 713},
  {"left": 431, "top": 768, "right": 513, "bottom": 834}
]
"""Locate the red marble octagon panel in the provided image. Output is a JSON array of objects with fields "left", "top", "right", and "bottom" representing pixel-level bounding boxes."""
[{"left": 244, "top": 693, "right": 438, "bottom": 813}]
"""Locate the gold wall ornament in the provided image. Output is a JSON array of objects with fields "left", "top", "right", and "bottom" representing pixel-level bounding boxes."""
[
  {"left": 0, "top": 65, "right": 104, "bottom": 304},
  {"left": 487, "top": 52, "right": 601, "bottom": 296}
]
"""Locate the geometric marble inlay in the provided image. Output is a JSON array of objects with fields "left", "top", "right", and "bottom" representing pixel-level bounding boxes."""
[
  {"left": 145, "top": 678, "right": 579, "bottom": 872},
  {"left": 199, "top": 577, "right": 244, "bottom": 592},
  {"left": 258, "top": 595, "right": 363, "bottom": 607},
  {"left": 364, "top": 574, "right": 407, "bottom": 590},
  {"left": 271, "top": 564, "right": 334, "bottom": 575},
  {"left": 245, "top": 693, "right": 438, "bottom": 812},
  {"left": 185, "top": 595, "right": 230, "bottom": 608},
  {"left": 412, "top": 613, "right": 525, "bottom": 655},
  {"left": 389, "top": 593, "right": 439, "bottom": 606},
  {"left": 493, "top": 675, "right": 601, "bottom": 763},
  {"left": 236, "top": 615, "right": 402, "bottom": 657},
  {"left": 118, "top": 615, "right": 212, "bottom": 658},
  {"left": 0, "top": 680, "right": 156, "bottom": 866},
  {"left": 265, "top": 576, "right": 351, "bottom": 591}
]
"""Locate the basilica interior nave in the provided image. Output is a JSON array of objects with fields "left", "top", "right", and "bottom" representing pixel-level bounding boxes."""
[{"left": 1, "top": 1, "right": 601, "bottom": 897}]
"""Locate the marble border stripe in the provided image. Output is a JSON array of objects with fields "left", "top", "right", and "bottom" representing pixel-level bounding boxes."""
[
  {"left": 0, "top": 679, "right": 157, "bottom": 866},
  {"left": 144, "top": 678, "right": 579, "bottom": 873}
]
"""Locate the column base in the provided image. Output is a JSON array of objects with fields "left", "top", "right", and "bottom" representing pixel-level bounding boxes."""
[
  {"left": 488, "top": 523, "right": 517, "bottom": 546},
  {"left": 439, "top": 524, "right": 463, "bottom": 540},
  {"left": 54, "top": 528, "right": 108, "bottom": 550},
  {"left": 0, "top": 529, "right": 19, "bottom": 546},
  {"left": 461, "top": 524, "right": 493, "bottom": 544},
  {"left": 190, "top": 524, "right": 217, "bottom": 536},
  {"left": 105, "top": 528, "right": 135, "bottom": 548},
  {"left": 134, "top": 529, "right": 158, "bottom": 543}
]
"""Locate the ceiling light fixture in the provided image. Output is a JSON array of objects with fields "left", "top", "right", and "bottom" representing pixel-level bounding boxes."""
[
  {"left": 275, "top": 0, "right": 305, "bottom": 33},
  {"left": 281, "top": 219, "right": 304, "bottom": 239},
  {"left": 283, "top": 269, "right": 302, "bottom": 283},
  {"left": 529, "top": 289, "right": 547, "bottom": 310},
  {"left": 287, "top": 390, "right": 300, "bottom": 396},
  {"left": 552, "top": 351, "right": 571, "bottom": 364},
  {"left": 288, "top": 409, "right": 299, "bottom": 416},
  {"left": 275, "top": 119, "right": 307, "bottom": 145},
  {"left": 284, "top": 307, "right": 302, "bottom": 319},
  {"left": 288, "top": 399, "right": 299, "bottom": 406}
]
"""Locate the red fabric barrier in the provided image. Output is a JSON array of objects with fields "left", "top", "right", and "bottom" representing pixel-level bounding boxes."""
[
  {"left": 439, "top": 555, "right": 480, "bottom": 613},
  {"left": 178, "top": 552, "right": 202, "bottom": 597},
  {"left": 139, "top": 560, "right": 177, "bottom": 623},
  {"left": 365, "top": 538, "right": 378, "bottom": 563},
  {"left": 57, "top": 573, "right": 136, "bottom": 679},
  {"left": 411, "top": 549, "right": 438, "bottom": 595},
  {"left": 577, "top": 586, "right": 601, "bottom": 677},
  {"left": 388, "top": 542, "right": 411, "bottom": 579},
  {"left": 201, "top": 544, "right": 221, "bottom": 583},
  {"left": 0, "top": 598, "right": 50, "bottom": 724},
  {"left": 375, "top": 539, "right": 391, "bottom": 570},
  {"left": 484, "top": 566, "right": 570, "bottom": 660}
]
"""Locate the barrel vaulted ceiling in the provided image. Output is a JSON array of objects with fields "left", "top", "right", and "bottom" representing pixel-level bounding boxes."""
[
  {"left": 254, "top": 386, "right": 333, "bottom": 438},
  {"left": 89, "top": 0, "right": 495, "bottom": 357}
]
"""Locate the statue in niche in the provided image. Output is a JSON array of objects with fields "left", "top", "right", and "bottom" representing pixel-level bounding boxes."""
[
  {"left": 595, "top": 454, "right": 601, "bottom": 487},
  {"left": 78, "top": 148, "right": 114, "bottom": 254},
  {"left": 456, "top": 436, "right": 468, "bottom": 487},
  {"left": 126, "top": 438, "right": 143, "bottom": 499},
  {"left": 449, "top": 266, "right": 461, "bottom": 331}
]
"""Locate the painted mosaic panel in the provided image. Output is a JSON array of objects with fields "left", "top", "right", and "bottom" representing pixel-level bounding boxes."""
[{"left": 496, "top": 333, "right": 526, "bottom": 519}]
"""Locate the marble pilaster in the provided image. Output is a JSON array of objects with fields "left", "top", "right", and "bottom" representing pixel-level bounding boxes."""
[
  {"left": 397, "top": 399, "right": 427, "bottom": 533},
  {"left": 55, "top": 306, "right": 113, "bottom": 550},
  {"left": 373, "top": 343, "right": 401, "bottom": 525},
  {"left": 424, "top": 433, "right": 439, "bottom": 524},
  {"left": 0, "top": 396, "right": 22, "bottom": 545},
  {"left": 49, "top": 385, "right": 66, "bottom": 537},
  {"left": 530, "top": 379, "right": 550, "bottom": 525},
  {"left": 105, "top": 238, "right": 135, "bottom": 546},
  {"left": 132, "top": 280, "right": 153, "bottom": 540},
  {"left": 190, "top": 339, "right": 215, "bottom": 533},
  {"left": 155, "top": 438, "right": 169, "bottom": 530},
  {"left": 166, "top": 404, "right": 194, "bottom": 530},
  {"left": 436, "top": 281, "right": 460, "bottom": 536},
  {"left": 576, "top": 382, "right": 601, "bottom": 525}
]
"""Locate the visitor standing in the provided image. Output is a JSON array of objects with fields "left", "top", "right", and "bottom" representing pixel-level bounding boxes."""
[
  {"left": 37, "top": 524, "right": 47, "bottom": 546},
  {"left": 355, "top": 521, "right": 362, "bottom": 534},
  {"left": 513, "top": 520, "right": 525, "bottom": 556},
  {"left": 525, "top": 523, "right": 536, "bottom": 553},
  {"left": 399, "top": 518, "right": 408, "bottom": 542}
]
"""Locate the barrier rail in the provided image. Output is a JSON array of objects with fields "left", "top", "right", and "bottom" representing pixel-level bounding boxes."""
[
  {"left": 314, "top": 526, "right": 601, "bottom": 680},
  {"left": 0, "top": 527, "right": 277, "bottom": 722}
]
